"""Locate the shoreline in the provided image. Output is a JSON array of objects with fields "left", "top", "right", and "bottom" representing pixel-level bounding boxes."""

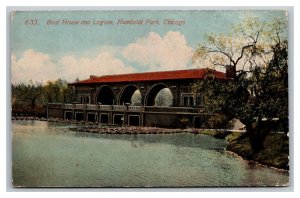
[
  {"left": 11, "top": 116, "right": 201, "bottom": 134},
  {"left": 225, "top": 133, "right": 289, "bottom": 171},
  {"left": 68, "top": 125, "right": 191, "bottom": 134},
  {"left": 225, "top": 150, "right": 289, "bottom": 173}
]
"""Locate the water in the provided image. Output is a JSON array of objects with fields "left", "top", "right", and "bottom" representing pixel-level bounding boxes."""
[{"left": 12, "top": 120, "right": 289, "bottom": 187}]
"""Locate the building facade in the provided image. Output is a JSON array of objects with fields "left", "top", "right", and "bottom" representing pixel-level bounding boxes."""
[{"left": 47, "top": 69, "right": 228, "bottom": 128}]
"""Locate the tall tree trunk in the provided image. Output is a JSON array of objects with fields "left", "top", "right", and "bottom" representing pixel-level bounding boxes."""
[
  {"left": 31, "top": 99, "right": 36, "bottom": 111},
  {"left": 246, "top": 120, "right": 271, "bottom": 154}
]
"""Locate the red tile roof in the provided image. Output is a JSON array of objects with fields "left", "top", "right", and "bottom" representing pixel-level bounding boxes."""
[{"left": 70, "top": 69, "right": 227, "bottom": 85}]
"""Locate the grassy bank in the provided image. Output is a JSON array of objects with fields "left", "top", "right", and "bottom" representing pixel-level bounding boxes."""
[
  {"left": 200, "top": 130, "right": 289, "bottom": 170},
  {"left": 225, "top": 132, "right": 289, "bottom": 170},
  {"left": 199, "top": 129, "right": 231, "bottom": 139}
]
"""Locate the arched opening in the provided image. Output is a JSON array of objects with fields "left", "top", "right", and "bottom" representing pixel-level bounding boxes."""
[
  {"left": 131, "top": 90, "right": 142, "bottom": 106},
  {"left": 155, "top": 88, "right": 173, "bottom": 106},
  {"left": 145, "top": 84, "right": 173, "bottom": 106},
  {"left": 96, "top": 86, "right": 115, "bottom": 105},
  {"left": 119, "top": 85, "right": 142, "bottom": 106}
]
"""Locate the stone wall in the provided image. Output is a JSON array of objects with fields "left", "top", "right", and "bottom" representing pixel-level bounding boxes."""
[
  {"left": 48, "top": 108, "right": 63, "bottom": 119},
  {"left": 143, "top": 113, "right": 194, "bottom": 128},
  {"left": 47, "top": 107, "right": 207, "bottom": 129}
]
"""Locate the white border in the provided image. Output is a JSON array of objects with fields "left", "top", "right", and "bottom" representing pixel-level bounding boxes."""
[{"left": 2, "top": 1, "right": 299, "bottom": 197}]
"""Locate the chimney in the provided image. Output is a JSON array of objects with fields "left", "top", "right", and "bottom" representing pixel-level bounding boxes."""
[
  {"left": 90, "top": 75, "right": 98, "bottom": 79},
  {"left": 226, "top": 66, "right": 236, "bottom": 78}
]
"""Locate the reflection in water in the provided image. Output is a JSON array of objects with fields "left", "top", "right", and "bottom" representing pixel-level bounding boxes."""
[
  {"left": 12, "top": 120, "right": 289, "bottom": 187},
  {"left": 72, "top": 130, "right": 228, "bottom": 151}
]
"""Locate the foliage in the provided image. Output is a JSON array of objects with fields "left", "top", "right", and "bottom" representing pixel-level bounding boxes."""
[
  {"left": 192, "top": 18, "right": 287, "bottom": 75},
  {"left": 192, "top": 18, "right": 288, "bottom": 153},
  {"left": 130, "top": 88, "right": 174, "bottom": 106},
  {"left": 204, "top": 114, "right": 231, "bottom": 129},
  {"left": 131, "top": 90, "right": 142, "bottom": 105},
  {"left": 12, "top": 79, "right": 76, "bottom": 116},
  {"left": 155, "top": 88, "right": 173, "bottom": 106},
  {"left": 179, "top": 118, "right": 189, "bottom": 128},
  {"left": 226, "top": 132, "right": 289, "bottom": 170},
  {"left": 43, "top": 79, "right": 76, "bottom": 103},
  {"left": 12, "top": 80, "right": 43, "bottom": 110}
]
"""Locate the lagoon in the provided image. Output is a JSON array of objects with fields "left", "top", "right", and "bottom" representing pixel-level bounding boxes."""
[{"left": 12, "top": 120, "right": 288, "bottom": 187}]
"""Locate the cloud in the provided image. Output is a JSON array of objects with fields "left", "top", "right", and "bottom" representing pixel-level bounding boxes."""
[
  {"left": 58, "top": 52, "right": 136, "bottom": 82},
  {"left": 11, "top": 49, "right": 58, "bottom": 84},
  {"left": 11, "top": 49, "right": 136, "bottom": 84},
  {"left": 11, "top": 31, "right": 194, "bottom": 84},
  {"left": 122, "top": 31, "right": 193, "bottom": 71}
]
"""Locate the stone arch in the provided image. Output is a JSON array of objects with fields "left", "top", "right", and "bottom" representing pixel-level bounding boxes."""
[
  {"left": 144, "top": 83, "right": 174, "bottom": 106},
  {"left": 118, "top": 84, "right": 141, "bottom": 105},
  {"left": 96, "top": 85, "right": 115, "bottom": 105}
]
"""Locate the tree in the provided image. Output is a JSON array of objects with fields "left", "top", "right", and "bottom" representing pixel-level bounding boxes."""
[
  {"left": 22, "top": 81, "right": 43, "bottom": 110},
  {"left": 43, "top": 80, "right": 61, "bottom": 103},
  {"left": 12, "top": 81, "right": 43, "bottom": 113},
  {"left": 62, "top": 84, "right": 76, "bottom": 103},
  {"left": 43, "top": 79, "right": 76, "bottom": 103},
  {"left": 12, "top": 79, "right": 76, "bottom": 116},
  {"left": 192, "top": 18, "right": 288, "bottom": 153},
  {"left": 155, "top": 88, "right": 173, "bottom": 106},
  {"left": 131, "top": 90, "right": 142, "bottom": 105}
]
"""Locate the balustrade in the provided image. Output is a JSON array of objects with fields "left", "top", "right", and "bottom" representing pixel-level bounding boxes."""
[
  {"left": 64, "top": 104, "right": 74, "bottom": 109},
  {"left": 99, "top": 105, "right": 112, "bottom": 110},
  {"left": 113, "top": 105, "right": 126, "bottom": 111},
  {"left": 86, "top": 104, "right": 98, "bottom": 110},
  {"left": 50, "top": 103, "right": 201, "bottom": 113},
  {"left": 128, "top": 106, "right": 143, "bottom": 111},
  {"left": 75, "top": 104, "right": 86, "bottom": 109}
]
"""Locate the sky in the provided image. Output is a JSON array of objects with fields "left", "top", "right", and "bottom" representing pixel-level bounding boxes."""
[{"left": 10, "top": 10, "right": 287, "bottom": 84}]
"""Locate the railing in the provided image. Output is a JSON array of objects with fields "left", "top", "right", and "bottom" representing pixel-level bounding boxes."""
[
  {"left": 144, "top": 106, "right": 205, "bottom": 113},
  {"left": 99, "top": 105, "right": 112, "bottom": 110},
  {"left": 64, "top": 104, "right": 74, "bottom": 109},
  {"left": 87, "top": 104, "right": 98, "bottom": 110},
  {"left": 48, "top": 103, "right": 204, "bottom": 113},
  {"left": 75, "top": 104, "right": 86, "bottom": 109},
  {"left": 113, "top": 105, "right": 126, "bottom": 111},
  {"left": 128, "top": 106, "right": 143, "bottom": 111}
]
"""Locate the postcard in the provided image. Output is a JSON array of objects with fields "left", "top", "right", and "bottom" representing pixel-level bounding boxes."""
[{"left": 10, "top": 9, "right": 289, "bottom": 187}]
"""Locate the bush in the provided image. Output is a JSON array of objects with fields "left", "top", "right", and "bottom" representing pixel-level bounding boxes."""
[
  {"left": 203, "top": 114, "right": 230, "bottom": 129},
  {"left": 179, "top": 118, "right": 190, "bottom": 128}
]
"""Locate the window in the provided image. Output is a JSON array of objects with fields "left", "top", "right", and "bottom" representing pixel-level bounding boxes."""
[
  {"left": 189, "top": 97, "right": 194, "bottom": 106},
  {"left": 78, "top": 94, "right": 91, "bottom": 104},
  {"left": 196, "top": 96, "right": 202, "bottom": 106},
  {"left": 181, "top": 93, "right": 195, "bottom": 106},
  {"left": 183, "top": 97, "right": 189, "bottom": 106}
]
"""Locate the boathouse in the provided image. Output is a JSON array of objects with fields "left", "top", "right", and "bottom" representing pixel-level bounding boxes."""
[{"left": 47, "top": 68, "right": 229, "bottom": 128}]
